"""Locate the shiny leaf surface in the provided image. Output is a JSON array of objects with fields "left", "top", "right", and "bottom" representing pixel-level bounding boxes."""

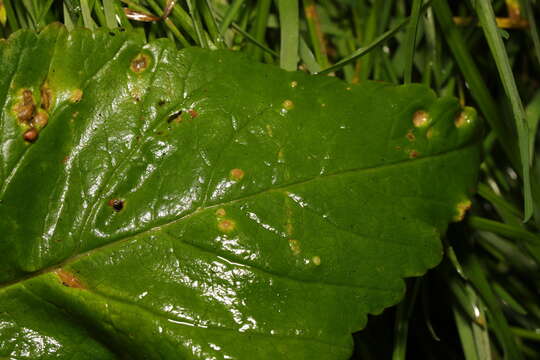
[{"left": 0, "top": 25, "right": 481, "bottom": 359}]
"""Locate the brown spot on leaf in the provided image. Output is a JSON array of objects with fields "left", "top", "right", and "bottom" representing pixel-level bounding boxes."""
[
  {"left": 218, "top": 219, "right": 236, "bottom": 233},
  {"left": 108, "top": 198, "right": 124, "bottom": 212},
  {"left": 56, "top": 269, "right": 85, "bottom": 289},
  {"left": 130, "top": 53, "right": 150, "bottom": 73},
  {"left": 230, "top": 168, "right": 244, "bottom": 181},
  {"left": 40, "top": 82, "right": 52, "bottom": 111},
  {"left": 406, "top": 130, "right": 415, "bottom": 141},
  {"left": 409, "top": 150, "right": 419, "bottom": 159},
  {"left": 32, "top": 111, "right": 48, "bottom": 129},
  {"left": 14, "top": 89, "right": 35, "bottom": 124},
  {"left": 188, "top": 109, "right": 198, "bottom": 118},
  {"left": 23, "top": 129, "right": 38, "bottom": 142}
]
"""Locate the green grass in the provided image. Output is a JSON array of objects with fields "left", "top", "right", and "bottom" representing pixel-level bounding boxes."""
[{"left": 1, "top": 1, "right": 539, "bottom": 359}]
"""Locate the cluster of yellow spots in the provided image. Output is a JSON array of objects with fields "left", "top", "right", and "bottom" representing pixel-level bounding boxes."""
[
  {"left": 215, "top": 208, "right": 236, "bottom": 233},
  {"left": 288, "top": 239, "right": 301, "bottom": 255},
  {"left": 290, "top": 81, "right": 298, "bottom": 88},
  {"left": 405, "top": 105, "right": 476, "bottom": 158},
  {"left": 288, "top": 239, "right": 321, "bottom": 266}
]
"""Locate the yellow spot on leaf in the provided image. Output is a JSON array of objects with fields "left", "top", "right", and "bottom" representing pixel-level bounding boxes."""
[
  {"left": 282, "top": 99, "right": 294, "bottom": 110},
  {"left": 454, "top": 107, "right": 477, "bottom": 128},
  {"left": 454, "top": 200, "right": 472, "bottom": 222},
  {"left": 130, "top": 53, "right": 150, "bottom": 73},
  {"left": 55, "top": 269, "right": 85, "bottom": 289},
  {"left": 218, "top": 219, "right": 236, "bottom": 233},
  {"left": 266, "top": 124, "right": 273, "bottom": 137},
  {"left": 215, "top": 208, "right": 226, "bottom": 217},
  {"left": 70, "top": 89, "right": 83, "bottom": 103},
  {"left": 289, "top": 239, "right": 301, "bottom": 255},
  {"left": 230, "top": 168, "right": 244, "bottom": 181},
  {"left": 413, "top": 110, "right": 429, "bottom": 127},
  {"left": 312, "top": 256, "right": 321, "bottom": 266},
  {"left": 290, "top": 81, "right": 298, "bottom": 88}
]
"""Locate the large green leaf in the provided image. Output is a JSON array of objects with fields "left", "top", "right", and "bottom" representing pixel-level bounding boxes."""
[{"left": 0, "top": 25, "right": 481, "bottom": 359}]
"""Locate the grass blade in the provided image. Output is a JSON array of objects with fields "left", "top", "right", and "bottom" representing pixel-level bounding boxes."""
[
  {"left": 299, "top": 36, "right": 321, "bottom": 73},
  {"left": 80, "top": 0, "right": 96, "bottom": 30},
  {"left": 222, "top": 19, "right": 278, "bottom": 58},
  {"left": 318, "top": 17, "right": 407, "bottom": 75},
  {"left": 464, "top": 254, "right": 523, "bottom": 360},
  {"left": 453, "top": 305, "right": 482, "bottom": 360},
  {"left": 186, "top": 0, "right": 207, "bottom": 47},
  {"left": 103, "top": 0, "right": 117, "bottom": 28},
  {"left": 200, "top": 0, "right": 223, "bottom": 47},
  {"left": 522, "top": 0, "right": 540, "bottom": 66},
  {"left": 432, "top": 0, "right": 520, "bottom": 171},
  {"left": 247, "top": 0, "right": 271, "bottom": 61},
  {"left": 392, "top": 280, "right": 420, "bottom": 360},
  {"left": 278, "top": 0, "right": 299, "bottom": 71},
  {"left": 3, "top": 0, "right": 19, "bottom": 31},
  {"left": 526, "top": 90, "right": 540, "bottom": 158},
  {"left": 403, "top": 0, "right": 423, "bottom": 83},
  {"left": 218, "top": 0, "right": 244, "bottom": 35},
  {"left": 474, "top": 0, "right": 533, "bottom": 221},
  {"left": 303, "top": 0, "right": 328, "bottom": 68},
  {"left": 63, "top": 2, "right": 75, "bottom": 31}
]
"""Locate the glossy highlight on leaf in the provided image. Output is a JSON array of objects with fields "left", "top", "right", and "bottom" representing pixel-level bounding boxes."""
[{"left": 0, "top": 25, "right": 481, "bottom": 359}]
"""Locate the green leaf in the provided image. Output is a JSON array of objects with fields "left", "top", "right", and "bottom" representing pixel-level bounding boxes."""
[{"left": 0, "top": 25, "right": 481, "bottom": 359}]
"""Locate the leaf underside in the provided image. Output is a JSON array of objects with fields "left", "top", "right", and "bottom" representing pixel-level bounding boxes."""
[{"left": 0, "top": 25, "right": 481, "bottom": 360}]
